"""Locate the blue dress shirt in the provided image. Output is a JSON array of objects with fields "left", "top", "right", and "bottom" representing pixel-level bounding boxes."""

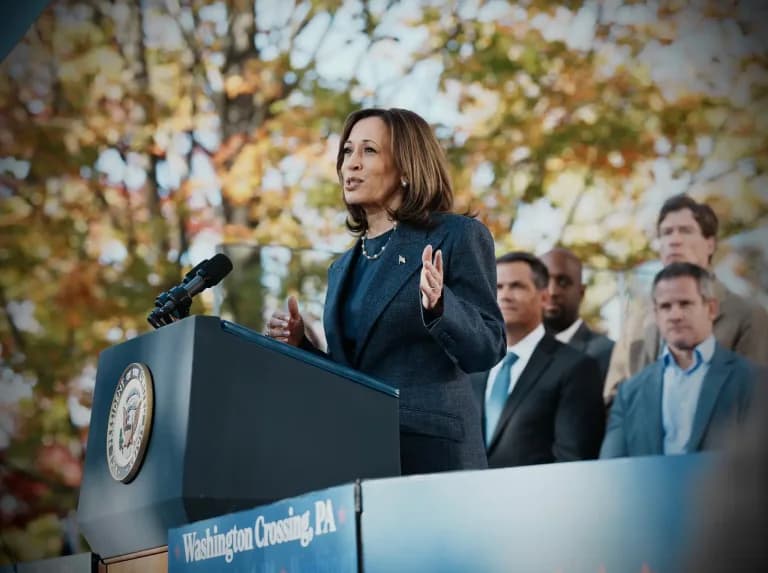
[{"left": 661, "top": 334, "right": 716, "bottom": 454}]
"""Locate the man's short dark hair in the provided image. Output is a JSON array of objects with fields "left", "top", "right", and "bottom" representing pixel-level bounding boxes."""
[
  {"left": 496, "top": 252, "right": 549, "bottom": 290},
  {"left": 657, "top": 193, "right": 719, "bottom": 239},
  {"left": 652, "top": 262, "right": 716, "bottom": 301}
]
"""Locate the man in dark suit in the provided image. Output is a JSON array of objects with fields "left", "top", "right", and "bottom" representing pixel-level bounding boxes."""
[
  {"left": 472, "top": 252, "right": 605, "bottom": 467},
  {"left": 600, "top": 262, "right": 757, "bottom": 458},
  {"left": 541, "top": 247, "right": 615, "bottom": 381}
]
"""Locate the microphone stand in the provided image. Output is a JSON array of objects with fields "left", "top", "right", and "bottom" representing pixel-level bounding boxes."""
[{"left": 147, "top": 289, "right": 193, "bottom": 328}]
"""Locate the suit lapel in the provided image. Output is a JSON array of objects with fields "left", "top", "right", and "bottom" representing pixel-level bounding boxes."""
[
  {"left": 712, "top": 280, "right": 727, "bottom": 326},
  {"left": 686, "top": 345, "right": 730, "bottom": 451},
  {"left": 642, "top": 322, "right": 660, "bottom": 365},
  {"left": 488, "top": 336, "right": 555, "bottom": 450},
  {"left": 324, "top": 247, "right": 357, "bottom": 366},
  {"left": 569, "top": 322, "right": 590, "bottom": 353},
  {"left": 639, "top": 361, "right": 665, "bottom": 454},
  {"left": 354, "top": 223, "right": 446, "bottom": 362}
]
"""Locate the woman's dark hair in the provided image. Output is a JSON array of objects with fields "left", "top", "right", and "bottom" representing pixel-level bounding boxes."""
[{"left": 336, "top": 108, "right": 454, "bottom": 234}]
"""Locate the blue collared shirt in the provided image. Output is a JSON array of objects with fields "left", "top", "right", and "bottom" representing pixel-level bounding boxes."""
[{"left": 661, "top": 335, "right": 716, "bottom": 454}]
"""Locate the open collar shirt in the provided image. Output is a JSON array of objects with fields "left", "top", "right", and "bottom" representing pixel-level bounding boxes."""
[{"left": 661, "top": 334, "right": 716, "bottom": 454}]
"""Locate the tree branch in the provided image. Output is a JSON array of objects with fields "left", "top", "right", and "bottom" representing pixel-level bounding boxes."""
[
  {"left": 163, "top": 0, "right": 215, "bottom": 96},
  {"left": 0, "top": 286, "right": 27, "bottom": 354}
]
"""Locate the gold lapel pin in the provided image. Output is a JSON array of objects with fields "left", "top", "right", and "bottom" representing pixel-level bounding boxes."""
[{"left": 398, "top": 255, "right": 406, "bottom": 265}]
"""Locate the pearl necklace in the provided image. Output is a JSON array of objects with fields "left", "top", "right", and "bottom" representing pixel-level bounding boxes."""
[{"left": 361, "top": 223, "right": 397, "bottom": 261}]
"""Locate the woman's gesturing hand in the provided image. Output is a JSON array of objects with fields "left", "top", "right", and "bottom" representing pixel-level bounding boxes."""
[
  {"left": 265, "top": 295, "right": 306, "bottom": 347},
  {"left": 420, "top": 244, "right": 444, "bottom": 310}
]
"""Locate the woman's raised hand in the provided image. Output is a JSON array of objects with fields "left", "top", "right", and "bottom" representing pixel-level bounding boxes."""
[
  {"left": 420, "top": 244, "right": 444, "bottom": 310},
  {"left": 265, "top": 295, "right": 306, "bottom": 347}
]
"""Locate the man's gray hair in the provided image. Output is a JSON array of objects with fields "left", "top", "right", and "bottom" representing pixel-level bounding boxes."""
[{"left": 652, "top": 262, "right": 716, "bottom": 300}]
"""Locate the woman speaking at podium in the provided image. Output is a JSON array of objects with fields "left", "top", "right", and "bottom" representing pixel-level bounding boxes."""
[{"left": 266, "top": 108, "right": 505, "bottom": 475}]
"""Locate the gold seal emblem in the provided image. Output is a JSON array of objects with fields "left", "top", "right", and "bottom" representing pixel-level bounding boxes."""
[{"left": 106, "top": 363, "right": 154, "bottom": 483}]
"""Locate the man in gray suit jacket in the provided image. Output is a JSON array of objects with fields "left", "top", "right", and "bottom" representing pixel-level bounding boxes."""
[
  {"left": 601, "top": 263, "right": 756, "bottom": 458},
  {"left": 542, "top": 248, "right": 614, "bottom": 382},
  {"left": 604, "top": 193, "right": 768, "bottom": 404}
]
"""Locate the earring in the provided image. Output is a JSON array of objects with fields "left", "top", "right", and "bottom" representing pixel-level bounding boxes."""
[{"left": 401, "top": 178, "right": 408, "bottom": 188}]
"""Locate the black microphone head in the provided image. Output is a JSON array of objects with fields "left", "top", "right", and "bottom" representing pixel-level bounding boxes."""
[
  {"left": 182, "top": 258, "right": 209, "bottom": 283},
  {"left": 199, "top": 253, "right": 233, "bottom": 287}
]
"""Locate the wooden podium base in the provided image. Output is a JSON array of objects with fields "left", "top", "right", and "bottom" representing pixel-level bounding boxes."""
[{"left": 99, "top": 546, "right": 167, "bottom": 573}]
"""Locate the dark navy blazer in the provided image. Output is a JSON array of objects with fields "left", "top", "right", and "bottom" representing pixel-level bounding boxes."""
[
  {"left": 600, "top": 344, "right": 757, "bottom": 458},
  {"left": 317, "top": 213, "right": 506, "bottom": 474},
  {"left": 568, "top": 321, "right": 614, "bottom": 383},
  {"left": 472, "top": 334, "right": 605, "bottom": 467}
]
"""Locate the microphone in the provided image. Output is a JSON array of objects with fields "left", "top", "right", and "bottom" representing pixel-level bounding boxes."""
[{"left": 147, "top": 253, "right": 233, "bottom": 329}]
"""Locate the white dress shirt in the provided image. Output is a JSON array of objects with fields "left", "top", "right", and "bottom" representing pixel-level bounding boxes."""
[
  {"left": 555, "top": 318, "right": 583, "bottom": 344},
  {"left": 485, "top": 323, "right": 546, "bottom": 401}
]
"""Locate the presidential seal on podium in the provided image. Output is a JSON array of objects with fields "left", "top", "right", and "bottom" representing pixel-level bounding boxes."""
[{"left": 106, "top": 362, "right": 154, "bottom": 483}]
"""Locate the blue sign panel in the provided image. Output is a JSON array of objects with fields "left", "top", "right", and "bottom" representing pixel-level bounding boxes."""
[
  {"left": 360, "top": 455, "right": 711, "bottom": 573},
  {"left": 168, "top": 484, "right": 358, "bottom": 573}
]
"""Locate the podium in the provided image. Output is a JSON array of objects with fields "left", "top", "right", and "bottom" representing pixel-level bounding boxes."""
[{"left": 77, "top": 316, "right": 400, "bottom": 562}]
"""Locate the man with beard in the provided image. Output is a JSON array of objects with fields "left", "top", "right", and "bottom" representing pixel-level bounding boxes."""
[
  {"left": 603, "top": 194, "right": 768, "bottom": 405},
  {"left": 600, "top": 262, "right": 757, "bottom": 458},
  {"left": 541, "top": 248, "right": 614, "bottom": 382}
]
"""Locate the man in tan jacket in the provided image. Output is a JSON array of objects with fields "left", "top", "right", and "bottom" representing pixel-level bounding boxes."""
[{"left": 604, "top": 194, "right": 768, "bottom": 404}]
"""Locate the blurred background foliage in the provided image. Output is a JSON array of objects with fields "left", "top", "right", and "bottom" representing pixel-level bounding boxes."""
[{"left": 1, "top": 0, "right": 767, "bottom": 563}]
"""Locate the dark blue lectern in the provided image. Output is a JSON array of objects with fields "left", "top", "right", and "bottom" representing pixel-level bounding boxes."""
[{"left": 77, "top": 316, "right": 400, "bottom": 558}]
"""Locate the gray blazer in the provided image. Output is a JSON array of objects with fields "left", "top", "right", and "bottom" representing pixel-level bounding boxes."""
[
  {"left": 604, "top": 279, "right": 768, "bottom": 403},
  {"left": 568, "top": 321, "right": 614, "bottom": 382},
  {"left": 600, "top": 344, "right": 756, "bottom": 458},
  {"left": 318, "top": 213, "right": 506, "bottom": 474}
]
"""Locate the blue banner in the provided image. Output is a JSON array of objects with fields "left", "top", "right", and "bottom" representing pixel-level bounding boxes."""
[
  {"left": 360, "top": 455, "right": 710, "bottom": 573},
  {"left": 168, "top": 484, "right": 358, "bottom": 573}
]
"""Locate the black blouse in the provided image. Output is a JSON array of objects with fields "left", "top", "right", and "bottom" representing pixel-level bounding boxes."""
[{"left": 340, "top": 229, "right": 395, "bottom": 363}]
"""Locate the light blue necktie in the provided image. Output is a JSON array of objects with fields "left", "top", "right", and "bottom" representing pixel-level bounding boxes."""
[{"left": 485, "top": 352, "right": 519, "bottom": 447}]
